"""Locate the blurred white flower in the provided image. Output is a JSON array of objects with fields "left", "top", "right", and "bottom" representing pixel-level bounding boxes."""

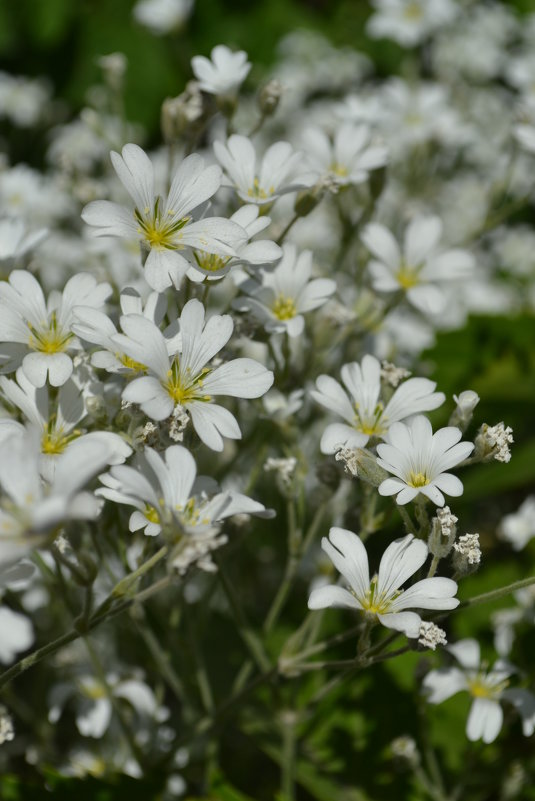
[
  {"left": 133, "top": 0, "right": 194, "bottom": 35},
  {"left": 234, "top": 243, "right": 336, "bottom": 337},
  {"left": 423, "top": 639, "right": 535, "bottom": 743},
  {"left": 367, "top": 0, "right": 457, "bottom": 47},
  {"left": 362, "top": 216, "right": 474, "bottom": 315},
  {"left": 498, "top": 496, "right": 535, "bottom": 551},
  {"left": 192, "top": 45, "right": 251, "bottom": 97},
  {"left": 214, "top": 135, "right": 312, "bottom": 207}
]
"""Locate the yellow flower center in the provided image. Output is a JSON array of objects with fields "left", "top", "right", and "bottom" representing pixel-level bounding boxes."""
[
  {"left": 193, "top": 252, "right": 231, "bottom": 275},
  {"left": 329, "top": 162, "right": 348, "bottom": 178},
  {"left": 359, "top": 575, "right": 401, "bottom": 614},
  {"left": 164, "top": 359, "right": 212, "bottom": 405},
  {"left": 41, "top": 423, "right": 82, "bottom": 455},
  {"left": 144, "top": 505, "right": 160, "bottom": 524},
  {"left": 404, "top": 1, "right": 423, "bottom": 20},
  {"left": 28, "top": 312, "right": 73, "bottom": 354},
  {"left": 247, "top": 177, "right": 274, "bottom": 200},
  {"left": 396, "top": 263, "right": 421, "bottom": 289},
  {"left": 408, "top": 471, "right": 429, "bottom": 488},
  {"left": 134, "top": 197, "right": 189, "bottom": 251},
  {"left": 118, "top": 352, "right": 147, "bottom": 373},
  {"left": 467, "top": 674, "right": 509, "bottom": 699},
  {"left": 272, "top": 295, "right": 297, "bottom": 321},
  {"left": 354, "top": 402, "right": 386, "bottom": 436}
]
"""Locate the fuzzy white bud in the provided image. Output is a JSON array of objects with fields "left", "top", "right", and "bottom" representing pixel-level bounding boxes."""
[{"left": 418, "top": 621, "right": 447, "bottom": 650}]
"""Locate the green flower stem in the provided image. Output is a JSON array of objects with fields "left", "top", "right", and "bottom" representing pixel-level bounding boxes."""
[
  {"left": 397, "top": 503, "right": 417, "bottom": 534},
  {"left": 280, "top": 711, "right": 297, "bottom": 801},
  {"left": 216, "top": 556, "right": 271, "bottom": 674},
  {"left": 276, "top": 213, "right": 299, "bottom": 245},
  {"left": 233, "top": 501, "right": 327, "bottom": 693},
  {"left": 457, "top": 575, "right": 535, "bottom": 609},
  {"left": 427, "top": 555, "right": 441, "bottom": 578}
]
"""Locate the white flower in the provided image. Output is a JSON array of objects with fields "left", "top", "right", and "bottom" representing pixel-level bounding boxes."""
[
  {"left": 311, "top": 354, "right": 444, "bottom": 454},
  {"left": 72, "top": 287, "right": 167, "bottom": 375},
  {"left": 97, "top": 445, "right": 272, "bottom": 573},
  {"left": 0, "top": 606, "right": 34, "bottom": 664},
  {"left": 303, "top": 123, "right": 387, "bottom": 187},
  {"left": 367, "top": 0, "right": 458, "bottom": 48},
  {"left": 49, "top": 674, "right": 164, "bottom": 739},
  {"left": 308, "top": 529, "right": 459, "bottom": 637},
  {"left": 377, "top": 416, "right": 474, "bottom": 506},
  {"left": 0, "top": 706, "right": 14, "bottom": 744},
  {"left": 234, "top": 243, "right": 336, "bottom": 337},
  {"left": 82, "top": 144, "right": 246, "bottom": 291},
  {"left": 115, "top": 299, "right": 273, "bottom": 451},
  {"left": 0, "top": 271, "right": 111, "bottom": 387},
  {"left": 423, "top": 639, "right": 535, "bottom": 743},
  {"left": 188, "top": 205, "right": 282, "bottom": 281},
  {"left": 0, "top": 431, "right": 109, "bottom": 568},
  {"left": 0, "top": 368, "right": 132, "bottom": 481},
  {"left": 0, "top": 218, "right": 47, "bottom": 262},
  {"left": 133, "top": 0, "right": 193, "bottom": 35},
  {"left": 498, "top": 496, "right": 535, "bottom": 551},
  {"left": 362, "top": 217, "right": 474, "bottom": 314},
  {"left": 192, "top": 45, "right": 251, "bottom": 97},
  {"left": 214, "top": 135, "right": 312, "bottom": 207}
]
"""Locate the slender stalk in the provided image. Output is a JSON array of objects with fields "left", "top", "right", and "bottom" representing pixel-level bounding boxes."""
[
  {"left": 457, "top": 575, "right": 535, "bottom": 609},
  {"left": 216, "top": 557, "right": 271, "bottom": 673},
  {"left": 280, "top": 712, "right": 297, "bottom": 801},
  {"left": 276, "top": 213, "right": 299, "bottom": 245}
]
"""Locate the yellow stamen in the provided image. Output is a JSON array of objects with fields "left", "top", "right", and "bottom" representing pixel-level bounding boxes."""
[
  {"left": 272, "top": 295, "right": 297, "bottom": 321},
  {"left": 408, "top": 471, "right": 429, "bottom": 488}
]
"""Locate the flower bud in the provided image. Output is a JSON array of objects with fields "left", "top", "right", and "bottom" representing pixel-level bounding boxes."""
[
  {"left": 161, "top": 81, "right": 203, "bottom": 143},
  {"left": 453, "top": 533, "right": 481, "bottom": 575},
  {"left": 449, "top": 390, "right": 480, "bottom": 431},
  {"left": 97, "top": 52, "right": 127, "bottom": 92},
  {"left": 258, "top": 79, "right": 283, "bottom": 116},
  {"left": 428, "top": 506, "right": 458, "bottom": 558},
  {"left": 474, "top": 422, "right": 513, "bottom": 463}
]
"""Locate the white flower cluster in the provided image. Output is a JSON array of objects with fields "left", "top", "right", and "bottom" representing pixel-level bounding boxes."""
[{"left": 0, "top": 0, "right": 532, "bottom": 783}]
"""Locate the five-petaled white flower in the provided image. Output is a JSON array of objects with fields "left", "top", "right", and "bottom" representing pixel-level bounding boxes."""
[
  {"left": 214, "top": 135, "right": 312, "bottom": 207},
  {"left": 0, "top": 270, "right": 111, "bottom": 387},
  {"left": 82, "top": 144, "right": 247, "bottom": 291},
  {"left": 233, "top": 243, "right": 336, "bottom": 337},
  {"left": 97, "top": 444, "right": 271, "bottom": 538},
  {"left": 115, "top": 299, "right": 274, "bottom": 451},
  {"left": 303, "top": 123, "right": 388, "bottom": 188},
  {"left": 362, "top": 217, "right": 474, "bottom": 314},
  {"left": 0, "top": 368, "right": 131, "bottom": 481},
  {"left": 423, "top": 638, "right": 535, "bottom": 743},
  {"left": 308, "top": 529, "right": 459, "bottom": 637},
  {"left": 377, "top": 415, "right": 474, "bottom": 506},
  {"left": 192, "top": 45, "right": 251, "bottom": 97},
  {"left": 311, "top": 354, "right": 444, "bottom": 454}
]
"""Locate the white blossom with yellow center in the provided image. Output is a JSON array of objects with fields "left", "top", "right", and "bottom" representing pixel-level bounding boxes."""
[
  {"left": 308, "top": 529, "right": 459, "bottom": 637},
  {"left": 362, "top": 216, "right": 474, "bottom": 315},
  {"left": 423, "top": 638, "right": 535, "bottom": 744},
  {"left": 214, "top": 134, "right": 312, "bottom": 208},
  {"left": 0, "top": 270, "right": 111, "bottom": 387},
  {"left": 312, "top": 354, "right": 445, "bottom": 455},
  {"left": 377, "top": 415, "right": 474, "bottom": 506},
  {"left": 303, "top": 122, "right": 387, "bottom": 188},
  {"left": 233, "top": 243, "right": 336, "bottom": 338},
  {"left": 114, "top": 298, "right": 273, "bottom": 451},
  {"left": 82, "top": 143, "right": 247, "bottom": 292}
]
